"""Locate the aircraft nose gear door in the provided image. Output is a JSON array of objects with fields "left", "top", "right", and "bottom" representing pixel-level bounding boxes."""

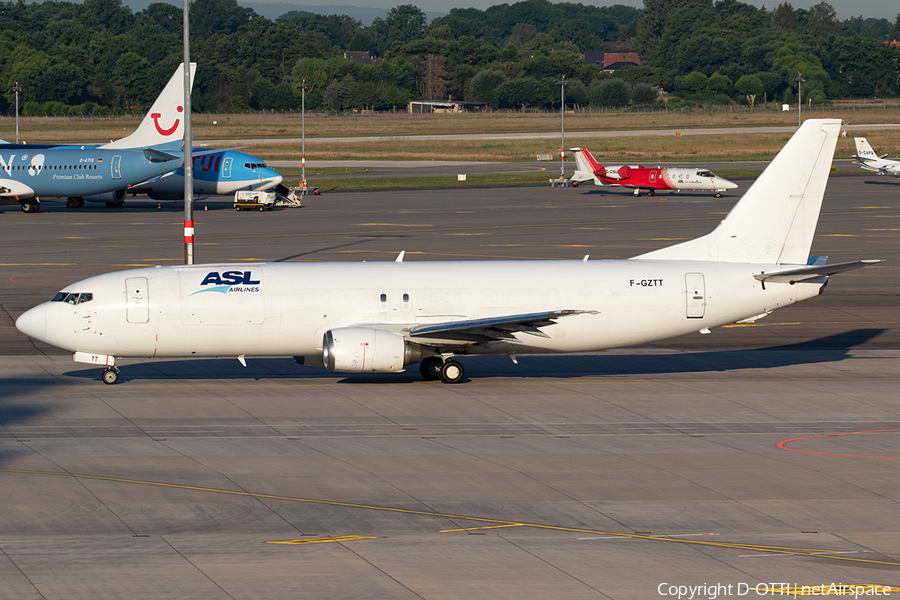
[
  {"left": 685, "top": 273, "right": 706, "bottom": 318},
  {"left": 126, "top": 277, "right": 150, "bottom": 323}
]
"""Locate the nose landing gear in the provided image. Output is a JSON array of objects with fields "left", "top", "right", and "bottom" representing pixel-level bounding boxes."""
[{"left": 101, "top": 367, "right": 119, "bottom": 385}]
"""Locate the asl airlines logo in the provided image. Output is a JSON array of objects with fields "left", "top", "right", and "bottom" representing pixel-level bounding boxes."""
[
  {"left": 152, "top": 105, "right": 183, "bottom": 136},
  {"left": 190, "top": 271, "right": 261, "bottom": 295}
]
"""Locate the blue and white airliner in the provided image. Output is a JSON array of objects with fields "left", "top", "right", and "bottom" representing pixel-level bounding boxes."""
[
  {"left": 0, "top": 64, "right": 195, "bottom": 212},
  {"left": 129, "top": 150, "right": 282, "bottom": 200}
]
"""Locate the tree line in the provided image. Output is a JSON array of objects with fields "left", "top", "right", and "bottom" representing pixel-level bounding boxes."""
[{"left": 0, "top": 0, "right": 899, "bottom": 116}]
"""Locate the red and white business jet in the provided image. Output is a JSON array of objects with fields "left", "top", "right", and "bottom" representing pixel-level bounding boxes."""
[{"left": 568, "top": 147, "right": 738, "bottom": 197}]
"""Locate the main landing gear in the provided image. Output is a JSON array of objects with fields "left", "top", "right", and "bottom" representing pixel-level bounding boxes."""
[
  {"left": 20, "top": 199, "right": 40, "bottom": 213},
  {"left": 419, "top": 356, "right": 465, "bottom": 384},
  {"left": 101, "top": 367, "right": 119, "bottom": 385}
]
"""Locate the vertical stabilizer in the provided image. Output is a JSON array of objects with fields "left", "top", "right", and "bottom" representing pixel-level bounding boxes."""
[
  {"left": 855, "top": 137, "right": 877, "bottom": 160},
  {"left": 634, "top": 119, "right": 841, "bottom": 265},
  {"left": 101, "top": 63, "right": 196, "bottom": 149},
  {"left": 568, "top": 148, "right": 603, "bottom": 185}
]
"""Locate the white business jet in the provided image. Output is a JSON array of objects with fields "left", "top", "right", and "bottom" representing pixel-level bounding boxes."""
[
  {"left": 853, "top": 137, "right": 900, "bottom": 177},
  {"left": 16, "top": 119, "right": 881, "bottom": 385}
]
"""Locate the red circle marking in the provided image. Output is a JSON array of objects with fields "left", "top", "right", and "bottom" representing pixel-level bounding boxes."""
[
  {"left": 177, "top": 105, "right": 183, "bottom": 113},
  {"left": 777, "top": 428, "right": 900, "bottom": 460}
]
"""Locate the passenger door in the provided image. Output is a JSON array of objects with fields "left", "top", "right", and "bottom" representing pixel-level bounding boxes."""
[
  {"left": 125, "top": 277, "right": 149, "bottom": 324},
  {"left": 685, "top": 273, "right": 705, "bottom": 318}
]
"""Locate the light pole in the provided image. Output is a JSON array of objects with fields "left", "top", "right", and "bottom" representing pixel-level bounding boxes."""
[
  {"left": 8, "top": 81, "right": 21, "bottom": 143},
  {"left": 183, "top": 0, "right": 193, "bottom": 265},
  {"left": 795, "top": 72, "right": 805, "bottom": 127},
  {"left": 556, "top": 74, "right": 566, "bottom": 177},
  {"left": 298, "top": 78, "right": 308, "bottom": 188}
]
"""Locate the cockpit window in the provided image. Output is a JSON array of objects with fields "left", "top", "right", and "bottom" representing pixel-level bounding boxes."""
[
  {"left": 697, "top": 171, "right": 714, "bottom": 177},
  {"left": 51, "top": 292, "right": 93, "bottom": 304},
  {"left": 244, "top": 162, "right": 268, "bottom": 169}
]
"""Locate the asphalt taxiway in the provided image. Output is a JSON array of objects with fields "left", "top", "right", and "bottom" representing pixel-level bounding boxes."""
[{"left": 1, "top": 175, "right": 899, "bottom": 599}]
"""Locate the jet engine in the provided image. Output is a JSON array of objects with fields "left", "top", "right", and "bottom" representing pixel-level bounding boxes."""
[
  {"left": 82, "top": 189, "right": 127, "bottom": 202},
  {"left": 594, "top": 165, "right": 638, "bottom": 180},
  {"left": 323, "top": 328, "right": 423, "bottom": 373}
]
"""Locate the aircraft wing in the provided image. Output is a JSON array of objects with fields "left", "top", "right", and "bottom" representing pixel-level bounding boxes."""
[
  {"left": 143, "top": 147, "right": 180, "bottom": 162},
  {"left": 754, "top": 259, "right": 883, "bottom": 284},
  {"left": 405, "top": 309, "right": 597, "bottom": 344}
]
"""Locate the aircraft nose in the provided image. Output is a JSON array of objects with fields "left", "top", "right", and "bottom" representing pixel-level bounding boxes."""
[
  {"left": 16, "top": 304, "right": 47, "bottom": 342},
  {"left": 720, "top": 178, "right": 739, "bottom": 189},
  {"left": 266, "top": 170, "right": 283, "bottom": 186}
]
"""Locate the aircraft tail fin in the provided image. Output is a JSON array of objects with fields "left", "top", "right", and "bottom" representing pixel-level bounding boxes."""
[
  {"left": 101, "top": 63, "right": 196, "bottom": 150},
  {"left": 568, "top": 148, "right": 603, "bottom": 185},
  {"left": 635, "top": 119, "right": 842, "bottom": 265},
  {"left": 854, "top": 137, "right": 879, "bottom": 162}
]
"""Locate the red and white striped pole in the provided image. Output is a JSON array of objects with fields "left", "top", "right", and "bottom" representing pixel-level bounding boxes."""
[{"left": 184, "top": 219, "right": 194, "bottom": 246}]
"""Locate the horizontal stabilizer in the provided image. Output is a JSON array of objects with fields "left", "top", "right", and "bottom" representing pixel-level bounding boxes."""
[
  {"left": 143, "top": 148, "right": 180, "bottom": 162},
  {"left": 754, "top": 259, "right": 883, "bottom": 284}
]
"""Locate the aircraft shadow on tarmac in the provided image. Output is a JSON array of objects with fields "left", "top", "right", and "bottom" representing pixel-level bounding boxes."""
[{"left": 51, "top": 328, "right": 885, "bottom": 385}]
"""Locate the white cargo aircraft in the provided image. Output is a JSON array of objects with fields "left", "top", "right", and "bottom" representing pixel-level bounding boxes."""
[
  {"left": 853, "top": 137, "right": 900, "bottom": 177},
  {"left": 16, "top": 119, "right": 881, "bottom": 385}
]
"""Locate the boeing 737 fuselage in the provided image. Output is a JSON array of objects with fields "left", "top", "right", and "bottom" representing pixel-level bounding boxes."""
[
  {"left": 0, "top": 64, "right": 195, "bottom": 212},
  {"left": 0, "top": 145, "right": 182, "bottom": 211},
  {"left": 15, "top": 120, "right": 881, "bottom": 384},
  {"left": 129, "top": 150, "right": 283, "bottom": 200}
]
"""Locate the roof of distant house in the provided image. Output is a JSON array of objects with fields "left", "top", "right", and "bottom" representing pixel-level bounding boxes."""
[{"left": 603, "top": 52, "right": 640, "bottom": 69}]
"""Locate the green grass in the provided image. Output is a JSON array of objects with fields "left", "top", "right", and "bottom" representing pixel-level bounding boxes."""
[
  {"left": 287, "top": 169, "right": 868, "bottom": 192},
  {"left": 287, "top": 172, "right": 555, "bottom": 191},
  {"left": 278, "top": 167, "right": 370, "bottom": 176}
]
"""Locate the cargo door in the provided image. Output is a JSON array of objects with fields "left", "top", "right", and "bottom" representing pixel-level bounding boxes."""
[
  {"left": 685, "top": 273, "right": 705, "bottom": 318},
  {"left": 126, "top": 277, "right": 149, "bottom": 323}
]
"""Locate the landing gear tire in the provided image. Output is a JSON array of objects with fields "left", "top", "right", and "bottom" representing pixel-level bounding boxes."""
[
  {"left": 66, "top": 197, "right": 85, "bottom": 208},
  {"left": 101, "top": 367, "right": 119, "bottom": 385},
  {"left": 439, "top": 359, "right": 465, "bottom": 384},
  {"left": 648, "top": 190, "right": 655, "bottom": 196},
  {"left": 21, "top": 199, "right": 39, "bottom": 213},
  {"left": 633, "top": 189, "right": 641, "bottom": 197},
  {"left": 419, "top": 356, "right": 443, "bottom": 381},
  {"left": 714, "top": 192, "right": 722, "bottom": 198}
]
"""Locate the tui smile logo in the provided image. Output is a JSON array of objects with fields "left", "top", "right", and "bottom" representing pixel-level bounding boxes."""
[
  {"left": 151, "top": 105, "right": 183, "bottom": 136},
  {"left": 191, "top": 270, "right": 261, "bottom": 295}
]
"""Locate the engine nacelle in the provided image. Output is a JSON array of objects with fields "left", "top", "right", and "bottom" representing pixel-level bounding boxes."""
[
  {"left": 82, "top": 188, "right": 127, "bottom": 202},
  {"left": 323, "top": 328, "right": 422, "bottom": 373},
  {"left": 596, "top": 165, "right": 642, "bottom": 180}
]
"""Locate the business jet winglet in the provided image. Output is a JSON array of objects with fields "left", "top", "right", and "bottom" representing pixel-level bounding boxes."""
[{"left": 16, "top": 119, "right": 882, "bottom": 385}]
